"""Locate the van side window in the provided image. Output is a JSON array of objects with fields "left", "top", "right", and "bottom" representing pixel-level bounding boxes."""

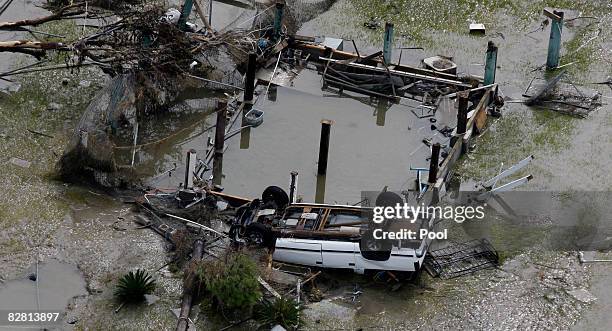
[
  {"left": 302, "top": 209, "right": 322, "bottom": 230},
  {"left": 325, "top": 211, "right": 365, "bottom": 230},
  {"left": 280, "top": 209, "right": 303, "bottom": 229}
]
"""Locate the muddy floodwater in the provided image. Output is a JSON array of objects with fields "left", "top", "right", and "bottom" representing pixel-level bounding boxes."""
[
  {"left": 1, "top": 0, "right": 611, "bottom": 330},
  {"left": 0, "top": 260, "right": 86, "bottom": 311}
]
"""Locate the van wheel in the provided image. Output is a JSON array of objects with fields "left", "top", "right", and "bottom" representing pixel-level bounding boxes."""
[
  {"left": 262, "top": 186, "right": 289, "bottom": 209},
  {"left": 375, "top": 191, "right": 403, "bottom": 207},
  {"left": 360, "top": 232, "right": 392, "bottom": 261},
  {"left": 245, "top": 223, "right": 270, "bottom": 247}
]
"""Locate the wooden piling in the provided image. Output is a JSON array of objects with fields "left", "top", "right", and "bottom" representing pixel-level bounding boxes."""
[
  {"left": 484, "top": 41, "right": 498, "bottom": 85},
  {"left": 176, "top": 239, "right": 204, "bottom": 331},
  {"left": 178, "top": 0, "right": 194, "bottom": 31},
  {"left": 428, "top": 143, "right": 441, "bottom": 184},
  {"left": 213, "top": 101, "right": 227, "bottom": 186},
  {"left": 315, "top": 175, "right": 327, "bottom": 204},
  {"left": 383, "top": 22, "right": 394, "bottom": 64},
  {"left": 184, "top": 149, "right": 197, "bottom": 189},
  {"left": 244, "top": 52, "right": 257, "bottom": 106},
  {"left": 376, "top": 99, "right": 388, "bottom": 126},
  {"left": 274, "top": 0, "right": 285, "bottom": 40},
  {"left": 315, "top": 120, "right": 333, "bottom": 203},
  {"left": 208, "top": 0, "right": 213, "bottom": 26},
  {"left": 317, "top": 120, "right": 332, "bottom": 175},
  {"left": 546, "top": 10, "right": 564, "bottom": 69},
  {"left": 289, "top": 171, "right": 298, "bottom": 204},
  {"left": 241, "top": 52, "right": 257, "bottom": 149},
  {"left": 456, "top": 91, "right": 469, "bottom": 135}
]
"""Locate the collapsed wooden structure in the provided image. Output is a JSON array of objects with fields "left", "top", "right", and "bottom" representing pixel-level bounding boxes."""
[{"left": 282, "top": 36, "right": 502, "bottom": 204}]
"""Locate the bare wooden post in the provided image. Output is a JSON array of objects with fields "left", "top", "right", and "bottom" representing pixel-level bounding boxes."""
[
  {"left": 244, "top": 52, "right": 257, "bottom": 106},
  {"left": 176, "top": 239, "right": 204, "bottom": 331},
  {"left": 213, "top": 101, "right": 227, "bottom": 186},
  {"left": 289, "top": 171, "right": 298, "bottom": 204},
  {"left": 376, "top": 99, "right": 388, "bottom": 126},
  {"left": 456, "top": 91, "right": 469, "bottom": 135},
  {"left": 184, "top": 149, "right": 197, "bottom": 189},
  {"left": 428, "top": 143, "right": 441, "bottom": 184},
  {"left": 315, "top": 120, "right": 332, "bottom": 203},
  {"left": 241, "top": 52, "right": 257, "bottom": 149}
]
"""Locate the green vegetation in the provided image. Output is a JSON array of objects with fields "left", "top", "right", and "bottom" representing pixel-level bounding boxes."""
[
  {"left": 349, "top": 0, "right": 602, "bottom": 43},
  {"left": 254, "top": 297, "right": 304, "bottom": 330},
  {"left": 193, "top": 252, "right": 261, "bottom": 310},
  {"left": 114, "top": 269, "right": 157, "bottom": 304}
]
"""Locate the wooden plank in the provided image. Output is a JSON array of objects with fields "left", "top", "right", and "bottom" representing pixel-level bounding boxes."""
[
  {"left": 321, "top": 57, "right": 471, "bottom": 88},
  {"left": 463, "top": 88, "right": 492, "bottom": 143},
  {"left": 257, "top": 276, "right": 281, "bottom": 299},
  {"left": 215, "top": 0, "right": 255, "bottom": 9},
  {"left": 434, "top": 139, "right": 462, "bottom": 189},
  {"left": 207, "top": 191, "right": 252, "bottom": 207},
  {"left": 292, "top": 42, "right": 460, "bottom": 80},
  {"left": 543, "top": 8, "right": 562, "bottom": 20},
  {"left": 474, "top": 105, "right": 488, "bottom": 133}
]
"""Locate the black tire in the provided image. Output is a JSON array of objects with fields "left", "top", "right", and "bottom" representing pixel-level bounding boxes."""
[
  {"left": 359, "top": 230, "right": 392, "bottom": 261},
  {"left": 261, "top": 186, "right": 289, "bottom": 209},
  {"left": 375, "top": 191, "right": 403, "bottom": 207},
  {"left": 245, "top": 222, "right": 271, "bottom": 247}
]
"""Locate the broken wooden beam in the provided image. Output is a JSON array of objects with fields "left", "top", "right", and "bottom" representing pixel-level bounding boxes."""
[
  {"left": 0, "top": 40, "right": 67, "bottom": 50},
  {"left": 176, "top": 239, "right": 204, "bottom": 331},
  {"left": 0, "top": 4, "right": 85, "bottom": 30},
  {"left": 257, "top": 276, "right": 281, "bottom": 299}
]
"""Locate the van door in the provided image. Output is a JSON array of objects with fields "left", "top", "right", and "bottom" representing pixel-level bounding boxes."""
[
  {"left": 273, "top": 238, "right": 323, "bottom": 267},
  {"left": 320, "top": 240, "right": 356, "bottom": 269}
]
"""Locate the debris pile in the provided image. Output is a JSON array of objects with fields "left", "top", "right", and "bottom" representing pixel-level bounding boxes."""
[
  {"left": 424, "top": 239, "right": 499, "bottom": 279},
  {"left": 524, "top": 71, "right": 603, "bottom": 118}
]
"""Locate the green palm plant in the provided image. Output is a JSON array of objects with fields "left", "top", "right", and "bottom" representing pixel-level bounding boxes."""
[
  {"left": 114, "top": 269, "right": 156, "bottom": 304},
  {"left": 254, "top": 297, "right": 304, "bottom": 330}
]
